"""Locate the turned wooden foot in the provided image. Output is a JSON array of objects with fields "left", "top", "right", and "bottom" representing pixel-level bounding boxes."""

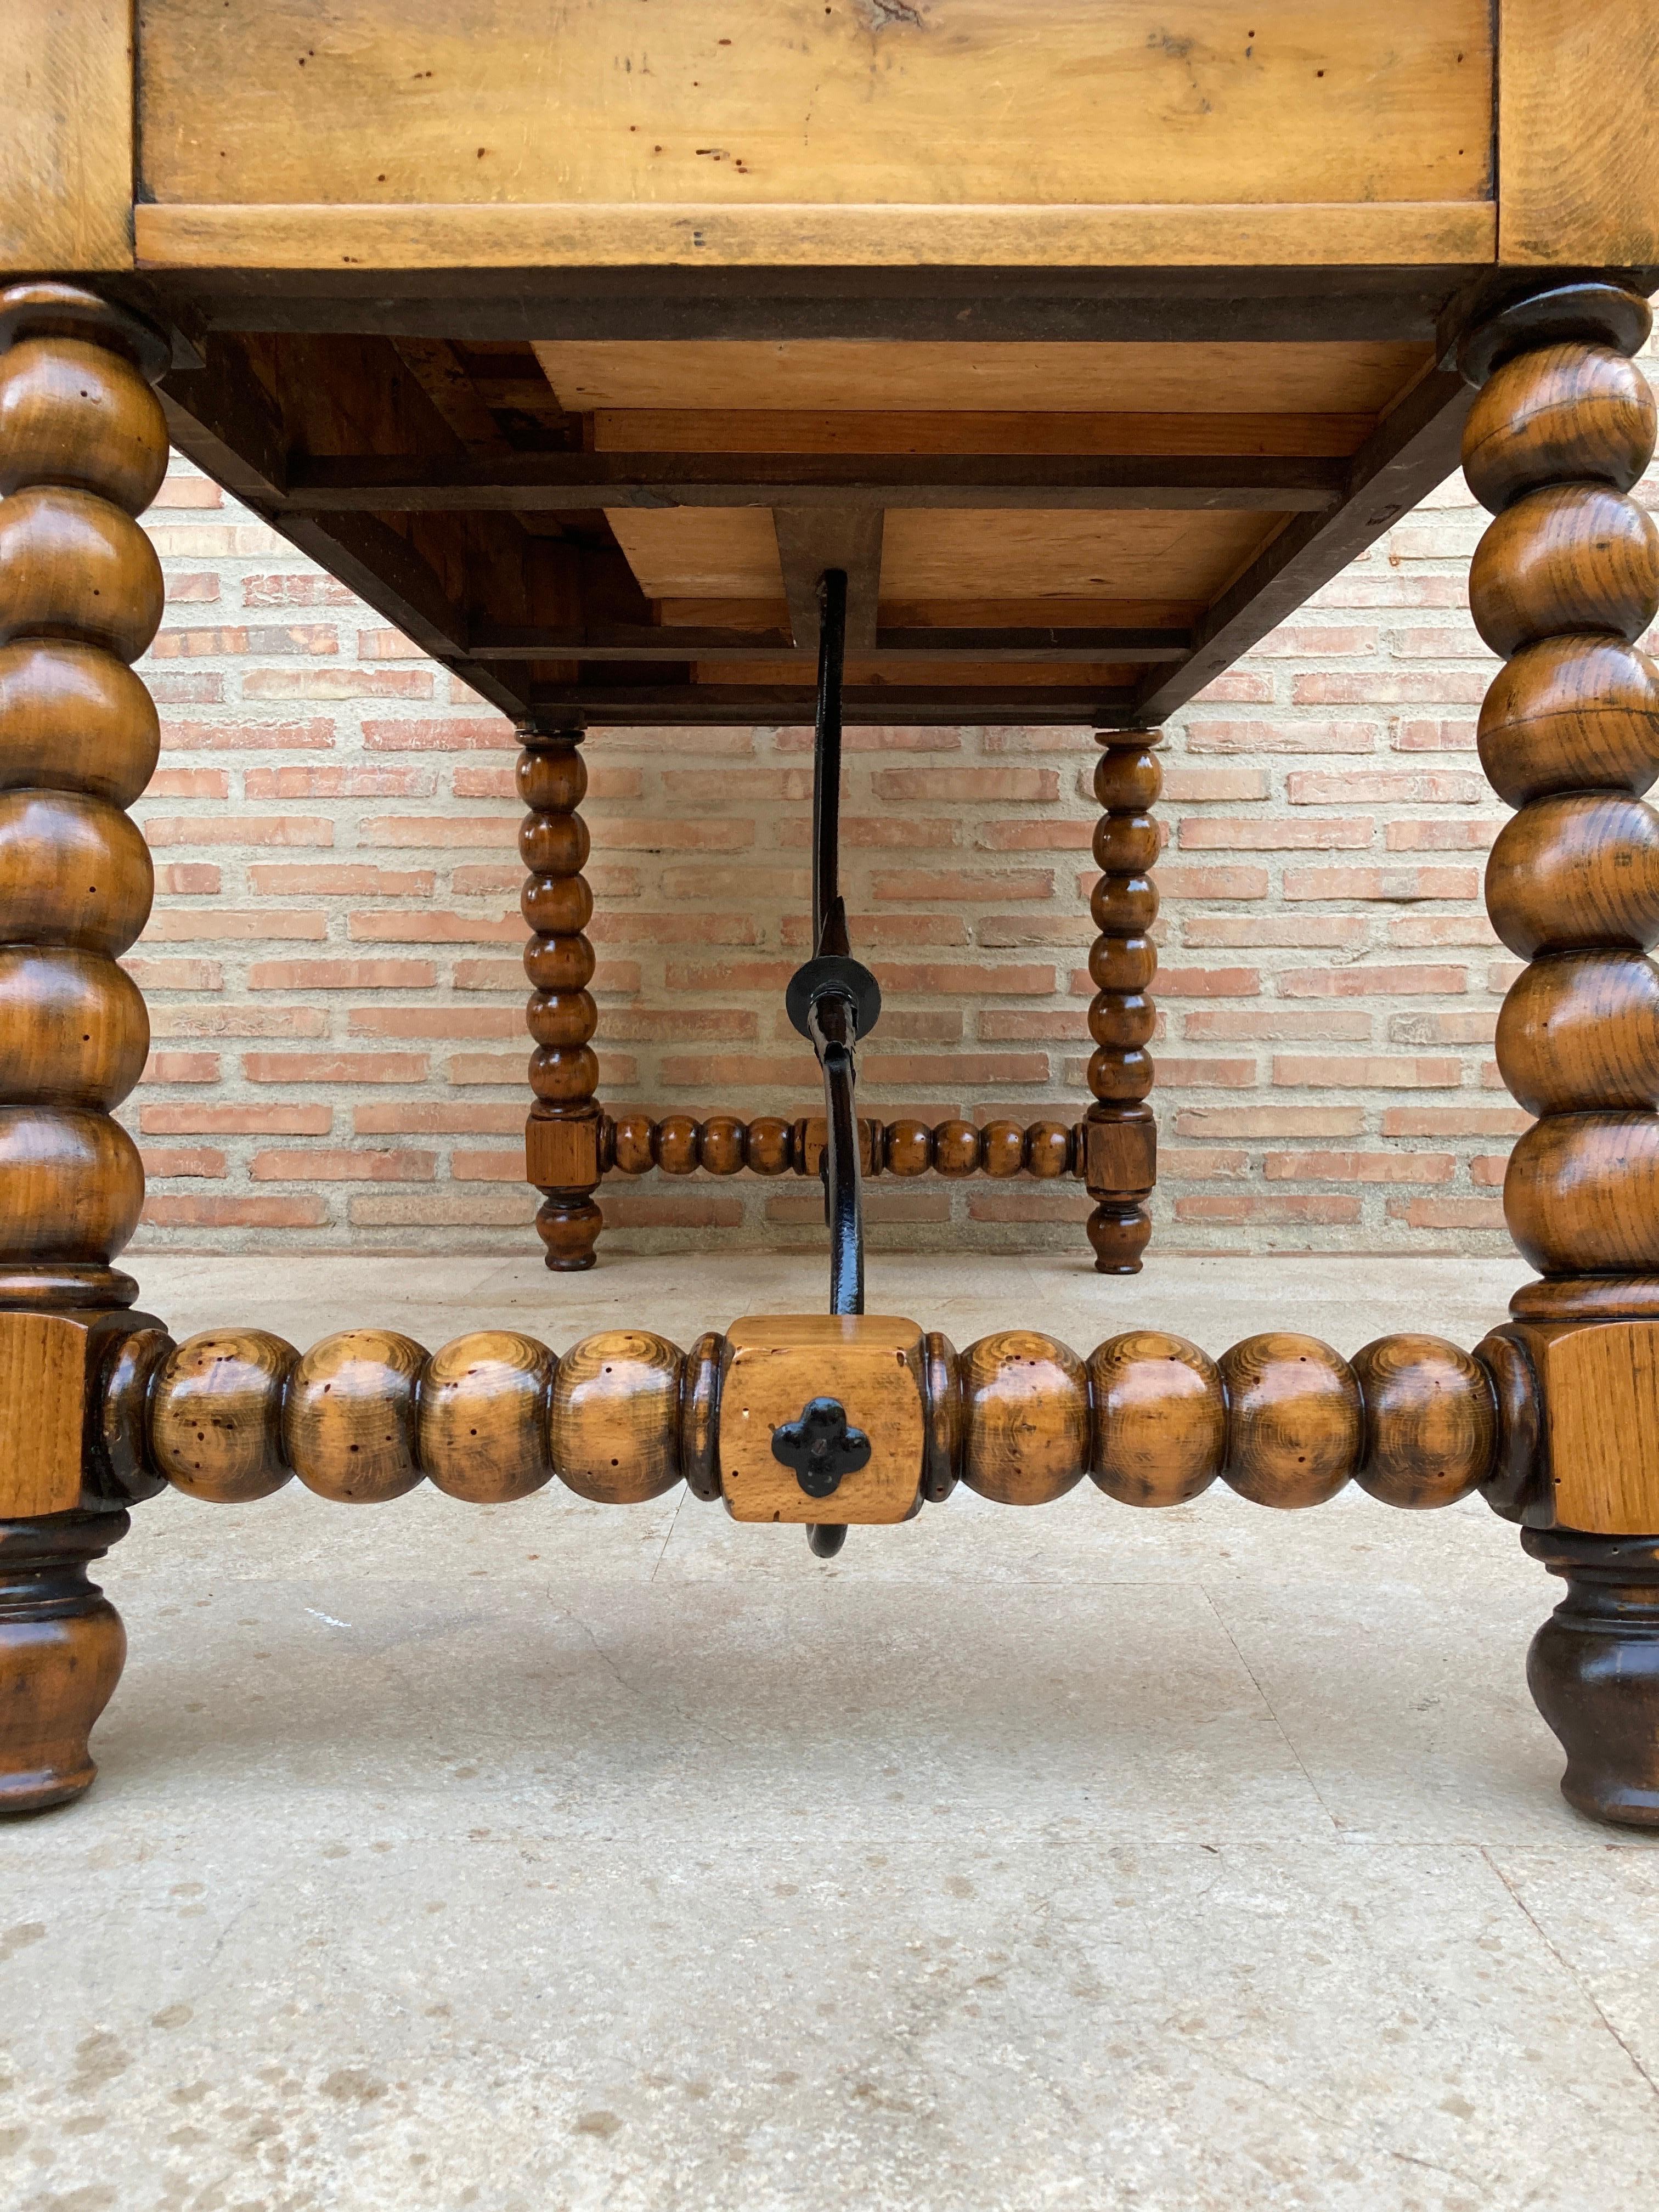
[
  {"left": 1086, "top": 1200, "right": 1152, "bottom": 1274},
  {"left": 1522, "top": 1528, "right": 1659, "bottom": 1829},
  {"left": 535, "top": 1189, "right": 603, "bottom": 1271},
  {"left": 0, "top": 1510, "right": 130, "bottom": 1814}
]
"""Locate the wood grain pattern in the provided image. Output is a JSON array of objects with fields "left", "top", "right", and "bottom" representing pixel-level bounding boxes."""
[
  {"left": 1085, "top": 735, "right": 1163, "bottom": 1272},
  {"left": 0, "top": 642, "right": 160, "bottom": 807},
  {"left": 1498, "top": 0, "right": 1659, "bottom": 266},
  {"left": 1531, "top": 1321, "right": 1659, "bottom": 1537},
  {"left": 720, "top": 1315, "right": 924, "bottom": 1526},
  {"left": 1351, "top": 1334, "right": 1494, "bottom": 1510},
  {"left": 1525, "top": 1528, "right": 1659, "bottom": 1827},
  {"left": 2, "top": 2, "right": 134, "bottom": 272},
  {"left": 419, "top": 1331, "right": 556, "bottom": 1503},
  {"left": 592, "top": 410, "right": 1381, "bottom": 459},
  {"left": 135, "top": 199, "right": 1499, "bottom": 273},
  {"left": 1087, "top": 1331, "right": 1224, "bottom": 1507},
  {"left": 137, "top": 2, "right": 1493, "bottom": 216},
  {"left": 521, "top": 734, "right": 604, "bottom": 1270},
  {"left": 0, "top": 1510, "right": 129, "bottom": 1812},
  {"left": 151, "top": 1329, "right": 297, "bottom": 1503},
  {"left": 541, "top": 342, "right": 1437, "bottom": 419},
  {"left": 552, "top": 1330, "right": 684, "bottom": 1504},
  {"left": 1505, "top": 1113, "right": 1659, "bottom": 1277},
  {"left": 284, "top": 1330, "right": 427, "bottom": 1504},
  {"left": 958, "top": 1331, "right": 1089, "bottom": 1507},
  {"left": 1496, "top": 951, "right": 1659, "bottom": 1117},
  {"left": 1477, "top": 637, "right": 1659, "bottom": 808},
  {"left": 1219, "top": 1332, "right": 1361, "bottom": 1509}
]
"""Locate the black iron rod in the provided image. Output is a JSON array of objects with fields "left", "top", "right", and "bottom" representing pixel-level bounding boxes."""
[
  {"left": 811, "top": 568, "right": 848, "bottom": 954},
  {"left": 819, "top": 1034, "right": 864, "bottom": 1318}
]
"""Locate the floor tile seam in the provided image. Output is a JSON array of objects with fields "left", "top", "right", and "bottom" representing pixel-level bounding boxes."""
[
  {"left": 1479, "top": 1845, "right": 1659, "bottom": 2104},
  {"left": 1198, "top": 1578, "right": 1343, "bottom": 1836}
]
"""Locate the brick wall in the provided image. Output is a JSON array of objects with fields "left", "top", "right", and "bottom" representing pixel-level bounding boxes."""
[{"left": 122, "top": 353, "right": 1658, "bottom": 1258}]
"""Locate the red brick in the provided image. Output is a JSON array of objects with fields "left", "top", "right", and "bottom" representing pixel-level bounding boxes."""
[
  {"left": 143, "top": 1052, "right": 220, "bottom": 1084},
  {"left": 1392, "top": 720, "right": 1480, "bottom": 756},
  {"left": 245, "top": 765, "right": 435, "bottom": 799},
  {"left": 1380, "top": 1107, "right": 1530, "bottom": 1137},
  {"left": 600, "top": 1196, "right": 748, "bottom": 1231},
  {"left": 966, "top": 1189, "right": 1092, "bottom": 1224},
  {"left": 245, "top": 669, "right": 432, "bottom": 701},
  {"left": 448, "top": 1150, "right": 526, "bottom": 1183},
  {"left": 362, "top": 716, "right": 515, "bottom": 752},
  {"left": 348, "top": 911, "right": 522, "bottom": 944},
  {"left": 354, "top": 1104, "right": 524, "bottom": 1136},
  {"left": 251, "top": 1149, "right": 436, "bottom": 1182},
  {"left": 144, "top": 910, "right": 327, "bottom": 941},
  {"left": 140, "top": 815, "right": 334, "bottom": 848},
  {"left": 146, "top": 769, "right": 229, "bottom": 800},
  {"left": 974, "top": 819, "right": 1097, "bottom": 853},
  {"left": 1263, "top": 1150, "right": 1455, "bottom": 1184},
  {"left": 1160, "top": 766, "right": 1271, "bottom": 802},
  {"left": 149, "top": 1006, "right": 328, "bottom": 1039},
  {"left": 1186, "top": 719, "right": 1377, "bottom": 755},
  {"left": 154, "top": 862, "right": 222, "bottom": 895},
  {"left": 1159, "top": 1147, "right": 1249, "bottom": 1177},
  {"left": 1152, "top": 1057, "right": 1257, "bottom": 1087},
  {"left": 1177, "top": 816, "right": 1372, "bottom": 850},
  {"left": 1384, "top": 818, "right": 1502, "bottom": 851},
  {"left": 121, "top": 957, "right": 223, "bottom": 991},
  {"left": 140, "top": 1104, "right": 334, "bottom": 1136},
  {"left": 1283, "top": 866, "right": 1480, "bottom": 902},
  {"left": 1287, "top": 770, "right": 1486, "bottom": 805},
  {"left": 1176, "top": 1107, "right": 1365, "bottom": 1138},
  {"left": 1184, "top": 1009, "right": 1372, "bottom": 1042},
  {"left": 1175, "top": 1194, "right": 1362, "bottom": 1225},
  {"left": 250, "top": 864, "right": 435, "bottom": 896},
  {"left": 1272, "top": 1055, "right": 1463, "bottom": 1088},
  {"left": 244, "top": 1052, "right": 428, "bottom": 1084},
  {"left": 139, "top": 1146, "right": 227, "bottom": 1178},
  {"left": 250, "top": 959, "right": 437, "bottom": 990},
  {"left": 872, "top": 868, "right": 1053, "bottom": 903},
  {"left": 872, "top": 768, "right": 1059, "bottom": 803},
  {"left": 1182, "top": 916, "right": 1370, "bottom": 949},
  {"left": 1148, "top": 967, "right": 1260, "bottom": 996},
  {"left": 160, "top": 725, "right": 336, "bottom": 761},
  {"left": 1278, "top": 964, "right": 1467, "bottom": 997},
  {"left": 142, "top": 1194, "right": 330, "bottom": 1228},
  {"left": 1470, "top": 1155, "right": 1510, "bottom": 1188},
  {"left": 1386, "top": 1196, "right": 1508, "bottom": 1230},
  {"left": 1386, "top": 1009, "right": 1496, "bottom": 1047},
  {"left": 348, "top": 1192, "right": 533, "bottom": 1227},
  {"left": 1154, "top": 865, "right": 1268, "bottom": 901},
  {"left": 859, "top": 1052, "right": 1049, "bottom": 1088}
]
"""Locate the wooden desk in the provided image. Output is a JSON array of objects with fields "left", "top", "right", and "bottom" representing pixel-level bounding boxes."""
[{"left": 3, "top": 2, "right": 1659, "bottom": 1826}]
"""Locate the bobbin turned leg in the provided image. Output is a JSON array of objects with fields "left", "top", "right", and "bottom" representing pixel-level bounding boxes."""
[
  {"left": 520, "top": 724, "right": 605, "bottom": 1270},
  {"left": 0, "top": 282, "right": 176, "bottom": 1809},
  {"left": 1460, "top": 278, "right": 1659, "bottom": 1825},
  {"left": 1081, "top": 731, "right": 1160, "bottom": 1272}
]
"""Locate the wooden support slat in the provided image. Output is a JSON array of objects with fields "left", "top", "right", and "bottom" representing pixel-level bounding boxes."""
[
  {"left": 133, "top": 202, "right": 1499, "bottom": 274},
  {"left": 280, "top": 452, "right": 1344, "bottom": 513},
  {"left": 149, "top": 271, "right": 1488, "bottom": 347},
  {"left": 523, "top": 684, "right": 1142, "bottom": 727},
  {"left": 1133, "top": 368, "right": 1476, "bottom": 724},
  {"left": 471, "top": 625, "right": 1190, "bottom": 663}
]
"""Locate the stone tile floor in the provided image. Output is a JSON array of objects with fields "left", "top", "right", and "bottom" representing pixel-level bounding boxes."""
[{"left": 5, "top": 1250, "right": 1657, "bottom": 2210}]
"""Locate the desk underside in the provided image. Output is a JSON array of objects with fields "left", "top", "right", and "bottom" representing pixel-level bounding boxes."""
[{"left": 11, "top": 0, "right": 1658, "bottom": 725}]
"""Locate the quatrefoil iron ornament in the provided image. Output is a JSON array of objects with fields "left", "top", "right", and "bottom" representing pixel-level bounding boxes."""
[{"left": 770, "top": 1397, "right": 872, "bottom": 1500}]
